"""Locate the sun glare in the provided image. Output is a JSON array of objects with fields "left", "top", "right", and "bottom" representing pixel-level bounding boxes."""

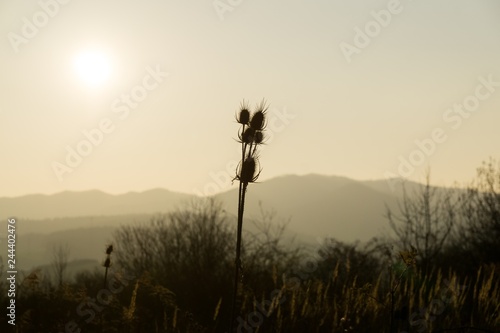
[{"left": 73, "top": 50, "right": 112, "bottom": 87}]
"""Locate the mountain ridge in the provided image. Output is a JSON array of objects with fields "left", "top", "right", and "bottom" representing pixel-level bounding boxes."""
[
  {"left": 1, "top": 174, "right": 417, "bottom": 220},
  {"left": 0, "top": 174, "right": 443, "bottom": 270}
]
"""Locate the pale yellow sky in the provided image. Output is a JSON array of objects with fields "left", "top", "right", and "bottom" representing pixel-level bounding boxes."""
[{"left": 1, "top": 0, "right": 499, "bottom": 197}]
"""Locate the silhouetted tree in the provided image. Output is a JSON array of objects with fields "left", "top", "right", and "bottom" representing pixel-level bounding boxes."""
[
  {"left": 240, "top": 205, "right": 302, "bottom": 291},
  {"left": 51, "top": 242, "right": 70, "bottom": 287},
  {"left": 315, "top": 238, "right": 382, "bottom": 287},
  {"left": 114, "top": 198, "right": 234, "bottom": 327},
  {"left": 456, "top": 158, "right": 500, "bottom": 266},
  {"left": 385, "top": 172, "right": 457, "bottom": 272},
  {"left": 113, "top": 198, "right": 301, "bottom": 330}
]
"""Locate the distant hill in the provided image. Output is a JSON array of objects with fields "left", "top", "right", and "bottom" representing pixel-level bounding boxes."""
[
  {"left": 216, "top": 174, "right": 404, "bottom": 243},
  {"left": 13, "top": 259, "right": 101, "bottom": 287},
  {"left": 5, "top": 226, "right": 116, "bottom": 270},
  {"left": 0, "top": 188, "right": 192, "bottom": 220},
  {"left": 0, "top": 174, "right": 436, "bottom": 270},
  {"left": 0, "top": 174, "right": 418, "bottom": 241}
]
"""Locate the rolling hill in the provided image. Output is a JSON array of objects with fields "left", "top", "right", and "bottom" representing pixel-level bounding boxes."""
[{"left": 0, "top": 174, "right": 428, "bottom": 271}]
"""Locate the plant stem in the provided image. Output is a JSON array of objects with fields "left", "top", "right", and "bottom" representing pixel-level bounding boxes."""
[
  {"left": 104, "top": 266, "right": 109, "bottom": 289},
  {"left": 229, "top": 180, "right": 248, "bottom": 332}
]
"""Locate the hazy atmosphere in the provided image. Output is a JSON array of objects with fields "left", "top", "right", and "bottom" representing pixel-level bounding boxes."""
[
  {"left": 1, "top": 1, "right": 500, "bottom": 332},
  {"left": 1, "top": 0, "right": 499, "bottom": 197}
]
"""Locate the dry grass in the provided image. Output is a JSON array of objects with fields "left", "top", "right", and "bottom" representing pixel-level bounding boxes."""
[{"left": 235, "top": 260, "right": 500, "bottom": 333}]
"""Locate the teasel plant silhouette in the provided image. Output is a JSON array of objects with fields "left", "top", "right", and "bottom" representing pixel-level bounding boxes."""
[
  {"left": 103, "top": 244, "right": 113, "bottom": 289},
  {"left": 229, "top": 99, "right": 268, "bottom": 332}
]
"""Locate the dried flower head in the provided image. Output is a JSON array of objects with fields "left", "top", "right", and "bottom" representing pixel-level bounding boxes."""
[
  {"left": 106, "top": 245, "right": 113, "bottom": 255},
  {"left": 254, "top": 131, "right": 264, "bottom": 144},
  {"left": 249, "top": 100, "right": 268, "bottom": 130},
  {"left": 236, "top": 100, "right": 250, "bottom": 125},
  {"left": 250, "top": 111, "right": 265, "bottom": 131},
  {"left": 239, "top": 157, "right": 261, "bottom": 183},
  {"left": 241, "top": 128, "right": 255, "bottom": 144}
]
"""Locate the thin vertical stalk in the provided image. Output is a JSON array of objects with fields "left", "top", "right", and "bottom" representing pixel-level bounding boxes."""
[
  {"left": 389, "top": 264, "right": 394, "bottom": 333},
  {"left": 103, "top": 266, "right": 109, "bottom": 289},
  {"left": 229, "top": 100, "right": 266, "bottom": 332},
  {"left": 103, "top": 245, "right": 113, "bottom": 289},
  {"left": 229, "top": 180, "right": 248, "bottom": 331}
]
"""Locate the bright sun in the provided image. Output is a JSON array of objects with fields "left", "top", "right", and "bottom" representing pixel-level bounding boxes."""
[{"left": 73, "top": 50, "right": 112, "bottom": 87}]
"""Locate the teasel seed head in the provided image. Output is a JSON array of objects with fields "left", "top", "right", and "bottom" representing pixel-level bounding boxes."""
[
  {"left": 239, "top": 157, "right": 261, "bottom": 183},
  {"left": 242, "top": 127, "right": 255, "bottom": 144},
  {"left": 106, "top": 244, "right": 113, "bottom": 255},
  {"left": 250, "top": 111, "right": 265, "bottom": 131},
  {"left": 254, "top": 131, "right": 264, "bottom": 144},
  {"left": 249, "top": 99, "right": 268, "bottom": 130},
  {"left": 237, "top": 100, "right": 250, "bottom": 125}
]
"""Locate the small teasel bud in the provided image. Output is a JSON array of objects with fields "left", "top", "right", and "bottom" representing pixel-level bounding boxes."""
[
  {"left": 103, "top": 257, "right": 111, "bottom": 268},
  {"left": 242, "top": 128, "right": 255, "bottom": 144},
  {"left": 237, "top": 100, "right": 250, "bottom": 125},
  {"left": 240, "top": 157, "right": 257, "bottom": 183},
  {"left": 106, "top": 245, "right": 113, "bottom": 255},
  {"left": 254, "top": 131, "right": 264, "bottom": 144}
]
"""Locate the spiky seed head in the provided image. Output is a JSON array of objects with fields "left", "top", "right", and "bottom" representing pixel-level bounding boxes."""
[
  {"left": 242, "top": 127, "right": 255, "bottom": 144},
  {"left": 106, "top": 245, "right": 113, "bottom": 255},
  {"left": 238, "top": 109, "right": 250, "bottom": 125},
  {"left": 250, "top": 111, "right": 265, "bottom": 131},
  {"left": 250, "top": 99, "right": 268, "bottom": 130},
  {"left": 237, "top": 100, "right": 250, "bottom": 125},
  {"left": 240, "top": 157, "right": 257, "bottom": 183},
  {"left": 255, "top": 131, "right": 264, "bottom": 144},
  {"left": 255, "top": 99, "right": 268, "bottom": 113}
]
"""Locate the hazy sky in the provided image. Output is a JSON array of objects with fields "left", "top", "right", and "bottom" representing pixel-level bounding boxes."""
[{"left": 1, "top": 0, "right": 499, "bottom": 197}]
